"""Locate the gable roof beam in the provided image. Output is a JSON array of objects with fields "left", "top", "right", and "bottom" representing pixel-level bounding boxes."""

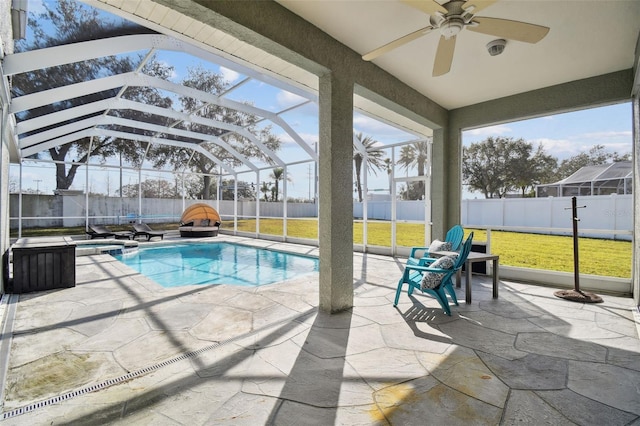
[
  {"left": 2, "top": 34, "right": 317, "bottom": 101},
  {"left": 15, "top": 98, "right": 281, "bottom": 171},
  {"left": 99, "top": 129, "right": 237, "bottom": 177},
  {"left": 105, "top": 116, "right": 258, "bottom": 171},
  {"left": 18, "top": 113, "right": 258, "bottom": 172},
  {"left": 11, "top": 72, "right": 288, "bottom": 167}
]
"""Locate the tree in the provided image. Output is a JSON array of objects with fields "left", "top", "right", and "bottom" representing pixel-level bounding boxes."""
[
  {"left": 269, "top": 168, "right": 291, "bottom": 202},
  {"left": 118, "top": 179, "right": 177, "bottom": 198},
  {"left": 510, "top": 144, "right": 557, "bottom": 197},
  {"left": 260, "top": 182, "right": 270, "bottom": 202},
  {"left": 13, "top": 0, "right": 166, "bottom": 190},
  {"left": 148, "top": 66, "right": 282, "bottom": 199},
  {"left": 396, "top": 139, "right": 430, "bottom": 199},
  {"left": 353, "top": 133, "right": 385, "bottom": 202},
  {"left": 555, "top": 144, "right": 630, "bottom": 180},
  {"left": 385, "top": 158, "right": 393, "bottom": 193},
  {"left": 463, "top": 137, "right": 557, "bottom": 198},
  {"left": 218, "top": 180, "right": 256, "bottom": 200}
]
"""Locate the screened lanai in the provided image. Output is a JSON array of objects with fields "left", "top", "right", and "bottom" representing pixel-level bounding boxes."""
[
  {"left": 536, "top": 161, "right": 633, "bottom": 197},
  {"left": 3, "top": 1, "right": 436, "bottom": 254},
  {"left": 2, "top": 0, "right": 639, "bottom": 312}
]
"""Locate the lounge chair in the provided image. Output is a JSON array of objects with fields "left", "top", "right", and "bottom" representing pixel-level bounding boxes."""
[
  {"left": 178, "top": 203, "right": 222, "bottom": 237},
  {"left": 406, "top": 224, "right": 464, "bottom": 266},
  {"left": 394, "top": 232, "right": 474, "bottom": 316},
  {"left": 179, "top": 219, "right": 221, "bottom": 237},
  {"left": 86, "top": 225, "right": 132, "bottom": 240},
  {"left": 132, "top": 223, "right": 165, "bottom": 241}
]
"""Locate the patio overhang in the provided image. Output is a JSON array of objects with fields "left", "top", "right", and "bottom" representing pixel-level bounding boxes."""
[{"left": 1, "top": 0, "right": 639, "bottom": 309}]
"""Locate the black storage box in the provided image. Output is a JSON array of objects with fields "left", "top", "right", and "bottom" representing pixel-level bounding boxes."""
[
  {"left": 10, "top": 237, "right": 76, "bottom": 293},
  {"left": 470, "top": 242, "right": 487, "bottom": 274}
]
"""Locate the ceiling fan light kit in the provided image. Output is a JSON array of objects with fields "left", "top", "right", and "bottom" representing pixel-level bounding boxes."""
[
  {"left": 362, "top": 0, "right": 549, "bottom": 76},
  {"left": 486, "top": 38, "right": 506, "bottom": 56},
  {"left": 440, "top": 17, "right": 464, "bottom": 38}
]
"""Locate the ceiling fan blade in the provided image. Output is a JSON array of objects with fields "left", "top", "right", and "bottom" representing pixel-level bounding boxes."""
[
  {"left": 462, "top": 0, "right": 498, "bottom": 14},
  {"left": 468, "top": 17, "right": 550, "bottom": 43},
  {"left": 363, "top": 26, "right": 433, "bottom": 61},
  {"left": 433, "top": 35, "right": 456, "bottom": 77},
  {"left": 401, "top": 0, "right": 447, "bottom": 15}
]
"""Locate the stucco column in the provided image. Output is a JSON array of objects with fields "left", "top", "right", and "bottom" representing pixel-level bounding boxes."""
[
  {"left": 318, "top": 72, "right": 354, "bottom": 313},
  {"left": 431, "top": 126, "right": 460, "bottom": 240}
]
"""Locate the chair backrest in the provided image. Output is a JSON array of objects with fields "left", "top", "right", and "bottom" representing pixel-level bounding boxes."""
[
  {"left": 453, "top": 232, "right": 474, "bottom": 270},
  {"left": 90, "top": 224, "right": 111, "bottom": 234},
  {"left": 445, "top": 225, "right": 464, "bottom": 251},
  {"left": 133, "top": 223, "right": 151, "bottom": 232}
]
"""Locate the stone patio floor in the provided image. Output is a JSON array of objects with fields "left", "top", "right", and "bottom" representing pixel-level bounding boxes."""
[{"left": 0, "top": 235, "right": 639, "bottom": 425}]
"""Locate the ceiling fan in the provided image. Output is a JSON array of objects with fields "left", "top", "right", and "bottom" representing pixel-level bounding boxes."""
[{"left": 362, "top": 0, "right": 550, "bottom": 76}]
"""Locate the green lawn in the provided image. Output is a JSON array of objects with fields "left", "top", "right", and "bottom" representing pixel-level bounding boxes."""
[
  {"left": 12, "top": 219, "right": 631, "bottom": 278},
  {"left": 234, "top": 219, "right": 631, "bottom": 278}
]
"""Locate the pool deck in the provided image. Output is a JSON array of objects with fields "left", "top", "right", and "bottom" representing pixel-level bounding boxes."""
[{"left": 1, "top": 235, "right": 639, "bottom": 424}]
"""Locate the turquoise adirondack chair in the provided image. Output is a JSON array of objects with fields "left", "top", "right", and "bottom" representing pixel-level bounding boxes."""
[
  {"left": 394, "top": 232, "right": 474, "bottom": 316},
  {"left": 406, "top": 224, "right": 464, "bottom": 266}
]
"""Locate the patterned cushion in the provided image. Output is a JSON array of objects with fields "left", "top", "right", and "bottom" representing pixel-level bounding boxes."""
[
  {"left": 428, "top": 239, "right": 453, "bottom": 253},
  {"left": 420, "top": 255, "right": 457, "bottom": 290}
]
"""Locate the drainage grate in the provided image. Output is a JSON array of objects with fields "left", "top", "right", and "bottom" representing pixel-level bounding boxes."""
[{"left": 1, "top": 308, "right": 315, "bottom": 420}]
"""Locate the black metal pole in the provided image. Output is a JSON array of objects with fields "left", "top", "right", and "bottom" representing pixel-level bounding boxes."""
[{"left": 571, "top": 196, "right": 580, "bottom": 293}]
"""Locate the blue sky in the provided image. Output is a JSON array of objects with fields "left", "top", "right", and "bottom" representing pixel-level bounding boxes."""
[
  {"left": 463, "top": 102, "right": 632, "bottom": 160},
  {"left": 462, "top": 102, "right": 632, "bottom": 198},
  {"left": 11, "top": 0, "right": 634, "bottom": 201}
]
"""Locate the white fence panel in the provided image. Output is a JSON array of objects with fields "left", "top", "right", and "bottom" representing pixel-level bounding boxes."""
[
  {"left": 11, "top": 193, "right": 632, "bottom": 240},
  {"left": 462, "top": 194, "right": 632, "bottom": 240},
  {"left": 354, "top": 200, "right": 425, "bottom": 221},
  {"left": 397, "top": 201, "right": 426, "bottom": 221}
]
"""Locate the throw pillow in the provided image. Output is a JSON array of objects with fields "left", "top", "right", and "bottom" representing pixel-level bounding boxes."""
[
  {"left": 420, "top": 255, "right": 457, "bottom": 290},
  {"left": 428, "top": 239, "right": 453, "bottom": 253}
]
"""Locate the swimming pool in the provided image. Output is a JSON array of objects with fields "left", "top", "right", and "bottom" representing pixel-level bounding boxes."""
[{"left": 113, "top": 242, "right": 319, "bottom": 288}]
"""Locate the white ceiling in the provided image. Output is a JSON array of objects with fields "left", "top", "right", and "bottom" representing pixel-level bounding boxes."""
[{"left": 277, "top": 0, "right": 640, "bottom": 110}]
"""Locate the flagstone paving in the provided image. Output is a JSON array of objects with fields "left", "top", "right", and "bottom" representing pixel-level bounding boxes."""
[{"left": 0, "top": 235, "right": 638, "bottom": 425}]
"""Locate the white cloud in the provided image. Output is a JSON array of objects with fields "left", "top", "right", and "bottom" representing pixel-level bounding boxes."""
[
  {"left": 157, "top": 60, "right": 179, "bottom": 80},
  {"left": 277, "top": 132, "right": 319, "bottom": 147},
  {"left": 353, "top": 115, "right": 388, "bottom": 131},
  {"left": 465, "top": 124, "right": 512, "bottom": 137},
  {"left": 276, "top": 91, "right": 307, "bottom": 108},
  {"left": 28, "top": 0, "right": 47, "bottom": 15},
  {"left": 530, "top": 138, "right": 577, "bottom": 158},
  {"left": 353, "top": 115, "right": 413, "bottom": 140},
  {"left": 220, "top": 67, "right": 240, "bottom": 83},
  {"left": 531, "top": 137, "right": 632, "bottom": 160},
  {"left": 577, "top": 130, "right": 632, "bottom": 140}
]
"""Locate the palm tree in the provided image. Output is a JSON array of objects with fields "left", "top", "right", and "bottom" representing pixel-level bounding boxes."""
[
  {"left": 260, "top": 182, "right": 270, "bottom": 201},
  {"left": 397, "top": 145, "right": 415, "bottom": 177},
  {"left": 396, "top": 139, "right": 430, "bottom": 198},
  {"left": 385, "top": 157, "right": 393, "bottom": 194},
  {"left": 269, "top": 167, "right": 291, "bottom": 202},
  {"left": 353, "top": 132, "right": 385, "bottom": 202},
  {"left": 397, "top": 140, "right": 430, "bottom": 176}
]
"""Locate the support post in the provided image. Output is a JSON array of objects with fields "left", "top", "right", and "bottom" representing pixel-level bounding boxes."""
[{"left": 318, "top": 72, "right": 354, "bottom": 313}]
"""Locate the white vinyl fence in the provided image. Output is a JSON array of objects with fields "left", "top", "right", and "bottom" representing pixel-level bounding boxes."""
[
  {"left": 461, "top": 194, "right": 632, "bottom": 240},
  {"left": 10, "top": 193, "right": 631, "bottom": 240}
]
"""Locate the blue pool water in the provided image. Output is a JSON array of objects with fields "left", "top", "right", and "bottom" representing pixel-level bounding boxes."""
[{"left": 113, "top": 242, "right": 319, "bottom": 288}]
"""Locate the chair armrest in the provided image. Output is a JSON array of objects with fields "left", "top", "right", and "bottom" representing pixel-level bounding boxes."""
[
  {"left": 406, "top": 264, "right": 452, "bottom": 274},
  {"left": 409, "top": 247, "right": 430, "bottom": 258}
]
